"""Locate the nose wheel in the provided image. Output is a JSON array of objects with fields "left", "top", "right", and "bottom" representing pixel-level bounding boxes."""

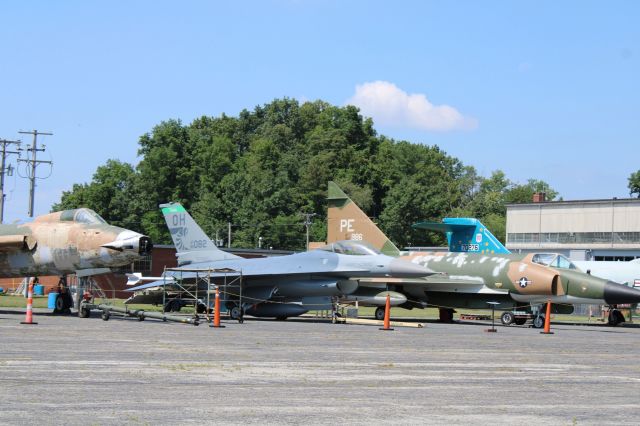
[{"left": 375, "top": 306, "right": 386, "bottom": 321}]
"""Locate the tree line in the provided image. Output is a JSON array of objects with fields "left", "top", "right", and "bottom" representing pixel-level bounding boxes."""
[{"left": 53, "top": 98, "right": 559, "bottom": 250}]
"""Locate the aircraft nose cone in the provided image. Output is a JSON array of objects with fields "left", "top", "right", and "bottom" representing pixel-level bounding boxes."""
[
  {"left": 389, "top": 259, "right": 430, "bottom": 278},
  {"left": 603, "top": 281, "right": 640, "bottom": 304}
]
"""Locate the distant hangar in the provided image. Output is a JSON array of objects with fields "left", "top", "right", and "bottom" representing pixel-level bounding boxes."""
[{"left": 506, "top": 194, "right": 640, "bottom": 261}]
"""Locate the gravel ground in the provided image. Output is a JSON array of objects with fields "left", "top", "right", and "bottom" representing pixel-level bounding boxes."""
[{"left": 1, "top": 308, "right": 639, "bottom": 425}]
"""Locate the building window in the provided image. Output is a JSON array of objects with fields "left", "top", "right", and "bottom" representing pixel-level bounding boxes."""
[{"left": 507, "top": 232, "right": 640, "bottom": 245}]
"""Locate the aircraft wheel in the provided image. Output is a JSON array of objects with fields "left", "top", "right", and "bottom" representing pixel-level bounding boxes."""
[
  {"left": 608, "top": 309, "right": 625, "bottom": 326},
  {"left": 514, "top": 317, "right": 527, "bottom": 326},
  {"left": 532, "top": 315, "right": 545, "bottom": 329},
  {"left": 164, "top": 300, "right": 182, "bottom": 312},
  {"left": 54, "top": 295, "right": 65, "bottom": 312},
  {"left": 375, "top": 306, "right": 385, "bottom": 321},
  {"left": 78, "top": 305, "right": 91, "bottom": 318},
  {"left": 230, "top": 306, "right": 242, "bottom": 320},
  {"left": 500, "top": 311, "right": 515, "bottom": 325},
  {"left": 101, "top": 311, "right": 110, "bottom": 321}
]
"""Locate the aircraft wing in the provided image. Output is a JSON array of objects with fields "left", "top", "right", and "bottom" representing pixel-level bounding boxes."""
[
  {"left": 0, "top": 235, "right": 37, "bottom": 253},
  {"left": 127, "top": 280, "right": 187, "bottom": 292},
  {"left": 357, "top": 275, "right": 507, "bottom": 295},
  {"left": 411, "top": 222, "right": 474, "bottom": 233}
]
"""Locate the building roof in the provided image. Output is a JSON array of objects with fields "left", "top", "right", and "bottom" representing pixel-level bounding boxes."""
[{"left": 506, "top": 197, "right": 640, "bottom": 207}]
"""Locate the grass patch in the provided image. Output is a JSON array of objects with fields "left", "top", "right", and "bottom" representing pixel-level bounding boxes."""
[{"left": 0, "top": 294, "right": 50, "bottom": 308}]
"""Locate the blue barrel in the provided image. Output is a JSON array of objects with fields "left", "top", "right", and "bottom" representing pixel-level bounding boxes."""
[
  {"left": 34, "top": 285, "right": 45, "bottom": 296},
  {"left": 0, "top": 287, "right": 4, "bottom": 294},
  {"left": 48, "top": 292, "right": 58, "bottom": 309}
]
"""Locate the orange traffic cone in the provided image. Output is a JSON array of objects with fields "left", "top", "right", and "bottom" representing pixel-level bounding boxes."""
[
  {"left": 210, "top": 287, "right": 225, "bottom": 328},
  {"left": 20, "top": 280, "right": 38, "bottom": 325},
  {"left": 540, "top": 300, "right": 554, "bottom": 335},
  {"left": 378, "top": 293, "right": 394, "bottom": 331}
]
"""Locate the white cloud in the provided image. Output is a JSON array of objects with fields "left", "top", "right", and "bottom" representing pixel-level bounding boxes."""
[{"left": 345, "top": 81, "right": 477, "bottom": 132}]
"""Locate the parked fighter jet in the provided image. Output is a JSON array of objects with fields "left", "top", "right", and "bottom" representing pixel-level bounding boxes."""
[
  {"left": 0, "top": 208, "right": 152, "bottom": 312},
  {"left": 127, "top": 202, "right": 429, "bottom": 320},
  {"left": 414, "top": 218, "right": 640, "bottom": 289},
  {"left": 327, "top": 182, "right": 640, "bottom": 326},
  {"left": 0, "top": 208, "right": 152, "bottom": 276}
]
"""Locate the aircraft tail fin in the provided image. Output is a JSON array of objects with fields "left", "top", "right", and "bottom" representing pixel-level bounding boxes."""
[
  {"left": 412, "top": 218, "right": 510, "bottom": 254},
  {"left": 159, "top": 202, "right": 240, "bottom": 265},
  {"left": 327, "top": 181, "right": 401, "bottom": 257}
]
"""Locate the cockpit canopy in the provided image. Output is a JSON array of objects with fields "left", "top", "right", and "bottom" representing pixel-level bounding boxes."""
[
  {"left": 532, "top": 253, "right": 577, "bottom": 270},
  {"left": 316, "top": 240, "right": 380, "bottom": 256},
  {"left": 59, "top": 208, "right": 108, "bottom": 225}
]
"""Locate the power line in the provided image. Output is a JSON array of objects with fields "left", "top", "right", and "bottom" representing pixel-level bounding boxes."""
[
  {"left": 0, "top": 138, "right": 22, "bottom": 223},
  {"left": 17, "top": 130, "right": 53, "bottom": 217}
]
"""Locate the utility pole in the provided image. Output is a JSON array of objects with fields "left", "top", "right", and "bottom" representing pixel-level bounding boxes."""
[
  {"left": 17, "top": 130, "right": 53, "bottom": 217},
  {"left": 301, "top": 212, "right": 317, "bottom": 250},
  {"left": 0, "top": 138, "right": 22, "bottom": 223}
]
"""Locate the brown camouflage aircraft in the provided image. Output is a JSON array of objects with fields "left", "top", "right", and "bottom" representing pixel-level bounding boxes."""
[
  {"left": 0, "top": 208, "right": 152, "bottom": 279},
  {"left": 327, "top": 181, "right": 640, "bottom": 326}
]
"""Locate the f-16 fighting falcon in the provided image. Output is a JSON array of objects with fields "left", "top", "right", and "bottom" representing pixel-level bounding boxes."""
[
  {"left": 126, "top": 202, "right": 429, "bottom": 320},
  {"left": 327, "top": 182, "right": 640, "bottom": 326}
]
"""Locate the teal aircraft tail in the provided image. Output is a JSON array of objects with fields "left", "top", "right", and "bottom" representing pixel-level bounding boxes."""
[
  {"left": 412, "top": 218, "right": 511, "bottom": 254},
  {"left": 159, "top": 202, "right": 240, "bottom": 265}
]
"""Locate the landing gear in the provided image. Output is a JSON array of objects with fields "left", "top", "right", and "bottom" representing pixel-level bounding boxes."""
[
  {"left": 229, "top": 306, "right": 242, "bottom": 319},
  {"left": 607, "top": 309, "right": 625, "bottom": 326},
  {"left": 78, "top": 304, "right": 91, "bottom": 318},
  {"left": 514, "top": 317, "right": 527, "bottom": 325},
  {"left": 438, "top": 308, "right": 455, "bottom": 323},
  {"left": 53, "top": 276, "right": 73, "bottom": 315},
  {"left": 375, "top": 306, "right": 385, "bottom": 321},
  {"left": 163, "top": 299, "right": 183, "bottom": 312},
  {"left": 500, "top": 311, "right": 515, "bottom": 325},
  {"left": 532, "top": 315, "right": 545, "bottom": 329}
]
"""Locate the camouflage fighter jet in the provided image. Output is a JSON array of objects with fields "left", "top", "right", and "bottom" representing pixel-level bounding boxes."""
[
  {"left": 414, "top": 217, "right": 640, "bottom": 325},
  {"left": 327, "top": 182, "right": 640, "bottom": 326},
  {"left": 415, "top": 218, "right": 640, "bottom": 287},
  {"left": 0, "top": 208, "right": 152, "bottom": 312},
  {"left": 126, "top": 202, "right": 429, "bottom": 320}
]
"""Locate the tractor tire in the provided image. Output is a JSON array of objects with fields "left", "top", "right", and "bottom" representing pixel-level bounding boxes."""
[{"left": 501, "top": 311, "right": 515, "bottom": 325}]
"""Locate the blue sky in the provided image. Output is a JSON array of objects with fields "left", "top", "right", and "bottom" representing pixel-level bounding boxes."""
[{"left": 1, "top": 0, "right": 638, "bottom": 223}]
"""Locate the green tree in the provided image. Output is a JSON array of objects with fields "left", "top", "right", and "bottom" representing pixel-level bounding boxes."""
[
  {"left": 54, "top": 98, "right": 553, "bottom": 250},
  {"left": 52, "top": 159, "right": 139, "bottom": 231},
  {"left": 628, "top": 170, "right": 640, "bottom": 197}
]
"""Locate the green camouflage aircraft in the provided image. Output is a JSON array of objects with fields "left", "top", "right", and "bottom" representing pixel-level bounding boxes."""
[{"left": 327, "top": 181, "right": 640, "bottom": 326}]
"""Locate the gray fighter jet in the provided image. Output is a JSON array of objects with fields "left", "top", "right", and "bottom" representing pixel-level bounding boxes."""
[{"left": 127, "top": 202, "right": 429, "bottom": 319}]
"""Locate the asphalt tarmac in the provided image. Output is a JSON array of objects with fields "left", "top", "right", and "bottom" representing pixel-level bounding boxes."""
[{"left": 1, "top": 308, "right": 639, "bottom": 425}]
